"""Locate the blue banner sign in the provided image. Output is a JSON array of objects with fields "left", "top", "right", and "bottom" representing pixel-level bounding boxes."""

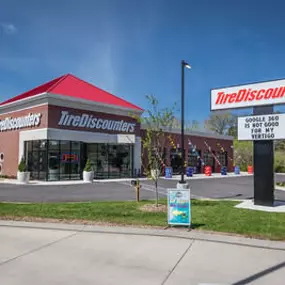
[{"left": 167, "top": 189, "right": 191, "bottom": 226}]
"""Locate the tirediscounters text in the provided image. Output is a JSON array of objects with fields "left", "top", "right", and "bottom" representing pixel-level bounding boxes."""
[
  {"left": 0, "top": 113, "right": 41, "bottom": 132},
  {"left": 238, "top": 114, "right": 285, "bottom": 141},
  {"left": 211, "top": 79, "right": 285, "bottom": 110},
  {"left": 58, "top": 111, "right": 136, "bottom": 133}
]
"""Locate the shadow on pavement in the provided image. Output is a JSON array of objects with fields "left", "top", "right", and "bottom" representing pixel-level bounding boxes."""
[
  {"left": 191, "top": 223, "right": 206, "bottom": 229},
  {"left": 233, "top": 260, "right": 285, "bottom": 285}
]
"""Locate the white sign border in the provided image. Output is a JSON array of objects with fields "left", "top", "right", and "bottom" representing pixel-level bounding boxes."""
[
  {"left": 210, "top": 77, "right": 285, "bottom": 111},
  {"left": 237, "top": 113, "right": 285, "bottom": 141},
  {"left": 167, "top": 188, "right": 191, "bottom": 226}
]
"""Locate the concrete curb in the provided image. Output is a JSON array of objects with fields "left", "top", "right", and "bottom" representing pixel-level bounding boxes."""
[
  {"left": 276, "top": 186, "right": 285, "bottom": 192},
  {"left": 0, "top": 220, "right": 284, "bottom": 251},
  {"left": 0, "top": 173, "right": 283, "bottom": 186}
]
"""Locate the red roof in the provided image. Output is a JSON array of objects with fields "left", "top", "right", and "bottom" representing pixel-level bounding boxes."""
[{"left": 0, "top": 74, "right": 143, "bottom": 111}]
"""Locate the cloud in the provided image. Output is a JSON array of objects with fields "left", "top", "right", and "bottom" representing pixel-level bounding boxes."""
[{"left": 0, "top": 23, "right": 17, "bottom": 35}]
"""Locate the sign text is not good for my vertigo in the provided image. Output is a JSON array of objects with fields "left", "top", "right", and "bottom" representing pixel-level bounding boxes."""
[{"left": 238, "top": 113, "right": 285, "bottom": 141}]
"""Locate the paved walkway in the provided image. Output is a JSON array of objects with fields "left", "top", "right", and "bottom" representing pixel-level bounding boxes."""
[{"left": 0, "top": 221, "right": 284, "bottom": 285}]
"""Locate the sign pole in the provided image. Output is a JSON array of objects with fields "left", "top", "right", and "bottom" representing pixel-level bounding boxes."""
[{"left": 253, "top": 105, "right": 274, "bottom": 206}]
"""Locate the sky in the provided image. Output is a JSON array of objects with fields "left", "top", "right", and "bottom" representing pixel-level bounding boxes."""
[{"left": 1, "top": 0, "right": 285, "bottom": 122}]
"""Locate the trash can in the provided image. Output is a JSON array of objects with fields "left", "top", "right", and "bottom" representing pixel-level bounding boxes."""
[
  {"left": 234, "top": 166, "right": 240, "bottom": 175},
  {"left": 248, "top": 165, "right": 253, "bottom": 174},
  {"left": 205, "top": 166, "right": 212, "bottom": 176},
  {"left": 221, "top": 166, "right": 227, "bottom": 175},
  {"left": 186, "top": 167, "right": 193, "bottom": 177},
  {"left": 165, "top": 167, "right": 173, "bottom": 178}
]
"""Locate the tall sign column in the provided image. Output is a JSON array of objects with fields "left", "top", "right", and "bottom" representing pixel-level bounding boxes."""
[{"left": 253, "top": 106, "right": 274, "bottom": 206}]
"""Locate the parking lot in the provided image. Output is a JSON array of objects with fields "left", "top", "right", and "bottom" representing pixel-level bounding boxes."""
[{"left": 0, "top": 174, "right": 285, "bottom": 203}]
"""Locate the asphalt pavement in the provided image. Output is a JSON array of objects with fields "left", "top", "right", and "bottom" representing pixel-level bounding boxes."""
[
  {"left": 0, "top": 221, "right": 285, "bottom": 285},
  {"left": 141, "top": 175, "right": 285, "bottom": 201},
  {"left": 0, "top": 175, "right": 284, "bottom": 203}
]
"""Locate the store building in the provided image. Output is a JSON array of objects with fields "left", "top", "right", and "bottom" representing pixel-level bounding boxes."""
[{"left": 0, "top": 74, "right": 233, "bottom": 181}]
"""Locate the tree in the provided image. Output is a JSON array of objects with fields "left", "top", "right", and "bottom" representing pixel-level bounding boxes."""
[
  {"left": 137, "top": 95, "right": 175, "bottom": 206},
  {"left": 205, "top": 112, "right": 237, "bottom": 136},
  {"left": 233, "top": 139, "right": 253, "bottom": 171},
  {"left": 171, "top": 117, "right": 202, "bottom": 132},
  {"left": 275, "top": 140, "right": 285, "bottom": 151},
  {"left": 185, "top": 119, "right": 201, "bottom": 131}
]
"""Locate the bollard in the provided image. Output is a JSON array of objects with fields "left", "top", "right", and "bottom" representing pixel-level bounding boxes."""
[
  {"left": 234, "top": 166, "right": 240, "bottom": 175},
  {"left": 131, "top": 179, "right": 141, "bottom": 202}
]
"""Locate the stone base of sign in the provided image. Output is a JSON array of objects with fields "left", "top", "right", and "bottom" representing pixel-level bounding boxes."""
[
  {"left": 235, "top": 199, "right": 285, "bottom": 213},
  {"left": 176, "top": 182, "right": 190, "bottom": 189}
]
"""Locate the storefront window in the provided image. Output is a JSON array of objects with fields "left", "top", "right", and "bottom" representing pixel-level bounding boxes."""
[
  {"left": 87, "top": 143, "right": 98, "bottom": 173},
  {"left": 70, "top": 141, "right": 81, "bottom": 180},
  {"left": 48, "top": 140, "right": 60, "bottom": 181},
  {"left": 25, "top": 140, "right": 132, "bottom": 180},
  {"left": 108, "top": 144, "right": 132, "bottom": 178},
  {"left": 97, "top": 144, "right": 109, "bottom": 179},
  {"left": 87, "top": 143, "right": 133, "bottom": 179},
  {"left": 25, "top": 140, "right": 48, "bottom": 180},
  {"left": 60, "top": 141, "right": 71, "bottom": 180},
  {"left": 38, "top": 141, "right": 48, "bottom": 180}
]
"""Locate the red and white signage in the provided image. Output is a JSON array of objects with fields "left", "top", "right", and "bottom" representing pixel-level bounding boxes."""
[{"left": 211, "top": 79, "right": 285, "bottom": 110}]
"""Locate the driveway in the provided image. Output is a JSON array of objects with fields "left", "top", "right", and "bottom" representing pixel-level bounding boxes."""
[
  {"left": 141, "top": 175, "right": 285, "bottom": 201},
  {"left": 0, "top": 221, "right": 285, "bottom": 285},
  {"left": 0, "top": 175, "right": 285, "bottom": 202}
]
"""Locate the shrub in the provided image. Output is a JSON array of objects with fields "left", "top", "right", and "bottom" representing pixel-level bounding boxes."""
[
  {"left": 275, "top": 151, "right": 285, "bottom": 173},
  {"left": 0, "top": 174, "right": 8, "bottom": 179},
  {"left": 18, "top": 157, "right": 27, "bottom": 172},
  {"left": 233, "top": 140, "right": 253, "bottom": 171},
  {"left": 84, "top": 159, "right": 92, "bottom": 172}
]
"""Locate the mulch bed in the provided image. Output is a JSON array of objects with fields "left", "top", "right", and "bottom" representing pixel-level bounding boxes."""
[{"left": 139, "top": 204, "right": 167, "bottom": 213}]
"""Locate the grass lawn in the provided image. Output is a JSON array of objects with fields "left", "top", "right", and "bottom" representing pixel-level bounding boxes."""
[{"left": 0, "top": 200, "right": 285, "bottom": 240}]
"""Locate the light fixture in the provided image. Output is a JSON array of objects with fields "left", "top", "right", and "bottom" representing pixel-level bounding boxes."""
[{"left": 183, "top": 60, "right": 191, "bottom": 69}]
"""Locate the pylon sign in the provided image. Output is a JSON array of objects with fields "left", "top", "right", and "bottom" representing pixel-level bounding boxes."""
[{"left": 211, "top": 78, "right": 285, "bottom": 207}]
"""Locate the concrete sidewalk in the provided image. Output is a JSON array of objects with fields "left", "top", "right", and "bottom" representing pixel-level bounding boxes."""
[{"left": 0, "top": 221, "right": 284, "bottom": 285}]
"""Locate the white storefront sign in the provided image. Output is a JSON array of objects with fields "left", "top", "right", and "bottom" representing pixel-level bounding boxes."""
[
  {"left": 238, "top": 113, "right": 285, "bottom": 141},
  {"left": 58, "top": 111, "right": 136, "bottom": 133},
  {"left": 0, "top": 113, "right": 41, "bottom": 132},
  {"left": 211, "top": 79, "right": 285, "bottom": 110}
]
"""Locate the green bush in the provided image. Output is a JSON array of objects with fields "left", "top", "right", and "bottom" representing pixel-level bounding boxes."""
[
  {"left": 233, "top": 139, "right": 253, "bottom": 171},
  {"left": 84, "top": 159, "right": 92, "bottom": 172},
  {"left": 18, "top": 157, "right": 27, "bottom": 172},
  {"left": 275, "top": 151, "right": 285, "bottom": 173},
  {"left": 0, "top": 174, "right": 8, "bottom": 179}
]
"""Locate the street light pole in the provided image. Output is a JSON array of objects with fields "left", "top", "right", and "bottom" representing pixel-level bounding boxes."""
[{"left": 180, "top": 60, "right": 191, "bottom": 184}]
